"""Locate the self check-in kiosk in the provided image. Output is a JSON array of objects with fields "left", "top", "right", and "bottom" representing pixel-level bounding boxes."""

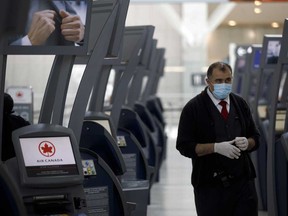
[
  {"left": 5, "top": 124, "right": 88, "bottom": 215},
  {"left": 145, "top": 48, "right": 167, "bottom": 160},
  {"left": 250, "top": 45, "right": 264, "bottom": 209},
  {"left": 266, "top": 19, "right": 288, "bottom": 216},
  {"left": 234, "top": 44, "right": 264, "bottom": 210},
  {"left": 251, "top": 34, "right": 282, "bottom": 212},
  {"left": 232, "top": 45, "right": 250, "bottom": 97},
  {"left": 241, "top": 44, "right": 262, "bottom": 107},
  {"left": 80, "top": 144, "right": 133, "bottom": 216},
  {"left": 88, "top": 25, "right": 161, "bottom": 215},
  {"left": 127, "top": 41, "right": 166, "bottom": 182},
  {"left": 0, "top": 0, "right": 134, "bottom": 215},
  {"left": 137, "top": 46, "right": 167, "bottom": 163},
  {"left": 145, "top": 48, "right": 166, "bottom": 129},
  {"left": 102, "top": 26, "right": 154, "bottom": 215},
  {"left": 65, "top": 0, "right": 140, "bottom": 215},
  {"left": 61, "top": 0, "right": 152, "bottom": 215},
  {"left": 114, "top": 26, "right": 159, "bottom": 178},
  {"left": 125, "top": 37, "right": 163, "bottom": 163},
  {"left": 83, "top": 38, "right": 165, "bottom": 214}
]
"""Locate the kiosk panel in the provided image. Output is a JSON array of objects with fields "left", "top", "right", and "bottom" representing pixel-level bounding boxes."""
[
  {"left": 12, "top": 124, "right": 84, "bottom": 188},
  {"left": 19, "top": 136, "right": 79, "bottom": 178},
  {"left": 265, "top": 40, "right": 281, "bottom": 65},
  {"left": 253, "top": 48, "right": 262, "bottom": 69},
  {"left": 260, "top": 35, "right": 282, "bottom": 69}
]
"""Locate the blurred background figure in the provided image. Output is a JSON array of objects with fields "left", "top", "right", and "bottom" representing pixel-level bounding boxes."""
[{"left": 2, "top": 93, "right": 30, "bottom": 161}]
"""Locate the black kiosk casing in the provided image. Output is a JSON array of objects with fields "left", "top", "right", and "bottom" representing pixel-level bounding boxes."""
[{"left": 5, "top": 124, "right": 88, "bottom": 215}]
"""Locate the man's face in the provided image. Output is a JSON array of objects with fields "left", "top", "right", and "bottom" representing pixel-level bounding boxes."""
[{"left": 206, "top": 68, "right": 233, "bottom": 92}]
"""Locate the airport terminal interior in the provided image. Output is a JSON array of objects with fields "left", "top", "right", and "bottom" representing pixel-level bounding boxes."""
[{"left": 1, "top": 0, "right": 288, "bottom": 215}]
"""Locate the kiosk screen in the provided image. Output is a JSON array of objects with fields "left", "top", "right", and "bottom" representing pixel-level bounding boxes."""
[
  {"left": 12, "top": 124, "right": 84, "bottom": 187},
  {"left": 266, "top": 40, "right": 281, "bottom": 65},
  {"left": 259, "top": 35, "right": 281, "bottom": 69},
  {"left": 19, "top": 136, "right": 79, "bottom": 178},
  {"left": 253, "top": 49, "right": 262, "bottom": 69}
]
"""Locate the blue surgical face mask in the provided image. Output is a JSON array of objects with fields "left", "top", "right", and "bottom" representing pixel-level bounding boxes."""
[{"left": 212, "top": 83, "right": 232, "bottom": 100}]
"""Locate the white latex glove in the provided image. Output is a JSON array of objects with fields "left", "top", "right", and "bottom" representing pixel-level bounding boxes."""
[
  {"left": 214, "top": 140, "right": 241, "bottom": 159},
  {"left": 235, "top": 137, "right": 249, "bottom": 151}
]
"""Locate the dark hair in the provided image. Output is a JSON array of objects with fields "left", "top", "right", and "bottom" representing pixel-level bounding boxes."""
[
  {"left": 207, "top": 62, "right": 232, "bottom": 79},
  {"left": 4, "top": 93, "right": 14, "bottom": 114}
]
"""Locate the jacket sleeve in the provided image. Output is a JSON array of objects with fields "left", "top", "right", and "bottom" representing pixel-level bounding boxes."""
[{"left": 176, "top": 101, "right": 198, "bottom": 159}]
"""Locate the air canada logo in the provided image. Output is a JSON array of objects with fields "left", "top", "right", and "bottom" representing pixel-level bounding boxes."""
[
  {"left": 16, "top": 91, "right": 24, "bottom": 98},
  {"left": 38, "top": 141, "right": 56, "bottom": 157}
]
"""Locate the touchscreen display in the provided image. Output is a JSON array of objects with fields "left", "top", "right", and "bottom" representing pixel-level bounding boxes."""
[{"left": 19, "top": 136, "right": 79, "bottom": 177}]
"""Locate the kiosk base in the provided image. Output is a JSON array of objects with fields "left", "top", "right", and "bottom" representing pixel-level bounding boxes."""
[
  {"left": 122, "top": 180, "right": 150, "bottom": 216},
  {"left": 5, "top": 158, "right": 88, "bottom": 216}
]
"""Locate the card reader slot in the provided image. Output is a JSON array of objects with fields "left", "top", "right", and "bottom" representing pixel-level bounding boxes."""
[
  {"left": 33, "top": 194, "right": 67, "bottom": 201},
  {"left": 24, "top": 194, "right": 72, "bottom": 215}
]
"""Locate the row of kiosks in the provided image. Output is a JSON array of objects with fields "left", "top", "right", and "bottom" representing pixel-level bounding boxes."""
[
  {"left": 104, "top": 26, "right": 154, "bottom": 214},
  {"left": 67, "top": 0, "right": 137, "bottom": 215},
  {"left": 250, "top": 34, "right": 282, "bottom": 215},
  {"left": 232, "top": 18, "right": 288, "bottom": 216},
  {"left": 78, "top": 25, "right": 147, "bottom": 215},
  {"left": 0, "top": 0, "right": 140, "bottom": 215},
  {"left": 77, "top": 22, "right": 167, "bottom": 216},
  {"left": 251, "top": 34, "right": 282, "bottom": 214},
  {"left": 232, "top": 42, "right": 265, "bottom": 211},
  {"left": 0, "top": 0, "right": 167, "bottom": 216},
  {"left": 78, "top": 19, "right": 150, "bottom": 216},
  {"left": 116, "top": 27, "right": 167, "bottom": 185},
  {"left": 265, "top": 18, "right": 288, "bottom": 216}
]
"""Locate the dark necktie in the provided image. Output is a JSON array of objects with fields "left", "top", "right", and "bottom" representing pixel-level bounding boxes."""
[{"left": 219, "top": 100, "right": 228, "bottom": 120}]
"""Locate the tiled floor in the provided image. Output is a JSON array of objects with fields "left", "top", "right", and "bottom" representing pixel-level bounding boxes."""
[{"left": 147, "top": 125, "right": 268, "bottom": 216}]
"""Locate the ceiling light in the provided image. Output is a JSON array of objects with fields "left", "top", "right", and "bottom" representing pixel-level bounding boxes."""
[
  {"left": 271, "top": 22, "right": 280, "bottom": 28},
  {"left": 254, "top": 1, "right": 262, "bottom": 6},
  {"left": 228, "top": 20, "right": 237, "bottom": 26},
  {"left": 254, "top": 8, "right": 262, "bottom": 14},
  {"left": 237, "top": 47, "right": 247, "bottom": 57}
]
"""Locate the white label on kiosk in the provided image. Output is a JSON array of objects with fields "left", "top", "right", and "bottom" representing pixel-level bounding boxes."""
[{"left": 7, "top": 86, "right": 32, "bottom": 104}]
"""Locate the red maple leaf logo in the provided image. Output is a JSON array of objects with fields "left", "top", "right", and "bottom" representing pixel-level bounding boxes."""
[
  {"left": 39, "top": 141, "right": 56, "bottom": 157},
  {"left": 41, "top": 143, "right": 53, "bottom": 154},
  {"left": 16, "top": 91, "right": 23, "bottom": 98}
]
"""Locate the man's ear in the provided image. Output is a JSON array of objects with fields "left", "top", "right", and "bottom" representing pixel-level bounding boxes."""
[{"left": 205, "top": 77, "right": 209, "bottom": 85}]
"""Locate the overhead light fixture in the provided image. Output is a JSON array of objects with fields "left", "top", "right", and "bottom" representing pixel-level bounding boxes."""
[
  {"left": 228, "top": 20, "right": 237, "bottom": 27},
  {"left": 254, "top": 1, "right": 262, "bottom": 6},
  {"left": 271, "top": 22, "right": 280, "bottom": 28},
  {"left": 237, "top": 47, "right": 247, "bottom": 57},
  {"left": 254, "top": 7, "right": 262, "bottom": 14}
]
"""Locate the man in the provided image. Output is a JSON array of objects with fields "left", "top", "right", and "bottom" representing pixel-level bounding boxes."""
[
  {"left": 176, "top": 62, "right": 260, "bottom": 216},
  {"left": 2, "top": 93, "right": 30, "bottom": 161}
]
